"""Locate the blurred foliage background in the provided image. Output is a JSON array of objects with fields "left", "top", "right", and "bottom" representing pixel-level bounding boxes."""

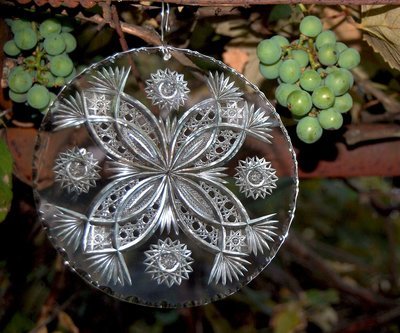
[{"left": 0, "top": 1, "right": 400, "bottom": 332}]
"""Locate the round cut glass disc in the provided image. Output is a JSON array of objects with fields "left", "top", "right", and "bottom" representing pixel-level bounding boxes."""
[{"left": 33, "top": 46, "right": 298, "bottom": 307}]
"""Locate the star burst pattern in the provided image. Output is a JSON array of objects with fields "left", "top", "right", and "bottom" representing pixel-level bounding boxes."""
[
  {"left": 145, "top": 69, "right": 190, "bottom": 113},
  {"left": 144, "top": 238, "right": 193, "bottom": 287},
  {"left": 235, "top": 156, "right": 278, "bottom": 199},
  {"left": 53, "top": 147, "right": 101, "bottom": 194},
  {"left": 48, "top": 65, "right": 279, "bottom": 288}
]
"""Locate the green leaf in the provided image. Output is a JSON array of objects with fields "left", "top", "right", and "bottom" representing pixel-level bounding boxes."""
[
  {"left": 4, "top": 313, "right": 34, "bottom": 333},
  {"left": 0, "top": 139, "right": 12, "bottom": 223},
  {"left": 304, "top": 289, "right": 339, "bottom": 307},
  {"left": 361, "top": 5, "right": 400, "bottom": 71},
  {"left": 269, "top": 5, "right": 292, "bottom": 22}
]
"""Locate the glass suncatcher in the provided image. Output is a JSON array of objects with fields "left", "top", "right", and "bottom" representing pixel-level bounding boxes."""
[{"left": 33, "top": 46, "right": 298, "bottom": 307}]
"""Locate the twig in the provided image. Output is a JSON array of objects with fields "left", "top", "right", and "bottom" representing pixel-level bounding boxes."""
[
  {"left": 344, "top": 123, "right": 400, "bottom": 145},
  {"left": 334, "top": 305, "right": 400, "bottom": 333},
  {"left": 74, "top": 12, "right": 162, "bottom": 46},
  {"left": 384, "top": 218, "right": 399, "bottom": 291},
  {"left": 29, "top": 257, "right": 71, "bottom": 333},
  {"left": 344, "top": 180, "right": 400, "bottom": 290},
  {"left": 352, "top": 67, "right": 400, "bottom": 115},
  {"left": 110, "top": 4, "right": 129, "bottom": 52},
  {"left": 110, "top": 4, "right": 145, "bottom": 90},
  {"left": 284, "top": 233, "right": 396, "bottom": 307}
]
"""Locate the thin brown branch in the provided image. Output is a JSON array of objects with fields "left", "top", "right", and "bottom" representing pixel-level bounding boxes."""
[
  {"left": 344, "top": 123, "right": 400, "bottom": 145},
  {"left": 334, "top": 306, "right": 400, "bottom": 333},
  {"left": 110, "top": 4, "right": 145, "bottom": 90},
  {"left": 284, "top": 233, "right": 396, "bottom": 307},
  {"left": 74, "top": 12, "right": 162, "bottom": 46},
  {"left": 352, "top": 68, "right": 400, "bottom": 115},
  {"left": 111, "top": 4, "right": 129, "bottom": 52}
]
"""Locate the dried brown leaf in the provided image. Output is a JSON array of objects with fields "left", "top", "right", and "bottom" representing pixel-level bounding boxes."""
[
  {"left": 361, "top": 5, "right": 400, "bottom": 71},
  {"left": 323, "top": 7, "right": 361, "bottom": 42},
  {"left": 222, "top": 47, "right": 249, "bottom": 73}
]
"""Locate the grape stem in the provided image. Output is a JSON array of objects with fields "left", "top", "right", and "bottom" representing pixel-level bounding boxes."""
[
  {"left": 297, "top": 3, "right": 308, "bottom": 14},
  {"left": 307, "top": 38, "right": 320, "bottom": 70}
]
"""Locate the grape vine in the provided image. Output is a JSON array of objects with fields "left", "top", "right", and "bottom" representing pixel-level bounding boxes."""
[
  {"left": 3, "top": 18, "right": 77, "bottom": 113},
  {"left": 257, "top": 15, "right": 360, "bottom": 144}
]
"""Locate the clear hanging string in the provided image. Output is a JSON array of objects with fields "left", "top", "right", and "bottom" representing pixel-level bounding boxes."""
[{"left": 160, "top": 1, "right": 171, "bottom": 60}]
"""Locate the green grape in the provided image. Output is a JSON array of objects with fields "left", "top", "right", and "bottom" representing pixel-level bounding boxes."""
[
  {"left": 64, "top": 67, "right": 77, "bottom": 83},
  {"left": 287, "top": 90, "right": 312, "bottom": 116},
  {"left": 279, "top": 59, "right": 301, "bottom": 84},
  {"left": 8, "top": 68, "right": 32, "bottom": 93},
  {"left": 49, "top": 91, "right": 57, "bottom": 103},
  {"left": 61, "top": 22, "right": 74, "bottom": 33},
  {"left": 325, "top": 66, "right": 337, "bottom": 74},
  {"left": 39, "top": 18, "right": 62, "bottom": 38},
  {"left": 296, "top": 116, "right": 323, "bottom": 144},
  {"left": 3, "top": 40, "right": 21, "bottom": 57},
  {"left": 335, "top": 42, "right": 348, "bottom": 54},
  {"left": 39, "top": 71, "right": 56, "bottom": 87},
  {"left": 299, "top": 69, "right": 321, "bottom": 92},
  {"left": 14, "top": 28, "right": 38, "bottom": 50},
  {"left": 315, "top": 30, "right": 336, "bottom": 50},
  {"left": 44, "top": 33, "right": 66, "bottom": 55},
  {"left": 299, "top": 16, "right": 322, "bottom": 38},
  {"left": 9, "top": 66, "right": 24, "bottom": 73},
  {"left": 325, "top": 70, "right": 351, "bottom": 96},
  {"left": 338, "top": 68, "right": 354, "bottom": 88},
  {"left": 275, "top": 83, "right": 299, "bottom": 107},
  {"left": 271, "top": 35, "right": 289, "bottom": 48},
  {"left": 50, "top": 54, "right": 73, "bottom": 77},
  {"left": 9, "top": 90, "right": 27, "bottom": 103},
  {"left": 317, "top": 44, "right": 338, "bottom": 66},
  {"left": 39, "top": 92, "right": 57, "bottom": 114},
  {"left": 291, "top": 49, "right": 309, "bottom": 68},
  {"left": 54, "top": 76, "right": 65, "bottom": 86},
  {"left": 338, "top": 47, "right": 360, "bottom": 69},
  {"left": 259, "top": 60, "right": 282, "bottom": 80},
  {"left": 318, "top": 108, "right": 343, "bottom": 130},
  {"left": 27, "top": 84, "right": 50, "bottom": 109},
  {"left": 10, "top": 19, "right": 31, "bottom": 34},
  {"left": 257, "top": 39, "right": 282, "bottom": 65},
  {"left": 61, "top": 32, "right": 77, "bottom": 53},
  {"left": 76, "top": 64, "right": 86, "bottom": 74},
  {"left": 24, "top": 55, "right": 36, "bottom": 66},
  {"left": 312, "top": 86, "right": 335, "bottom": 109},
  {"left": 332, "top": 92, "right": 353, "bottom": 113}
]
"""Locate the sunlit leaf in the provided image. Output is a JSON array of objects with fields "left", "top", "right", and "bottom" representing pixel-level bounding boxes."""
[
  {"left": 361, "top": 5, "right": 400, "bottom": 71},
  {"left": 271, "top": 302, "right": 306, "bottom": 333}
]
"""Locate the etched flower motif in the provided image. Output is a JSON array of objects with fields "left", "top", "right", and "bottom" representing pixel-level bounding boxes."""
[
  {"left": 144, "top": 238, "right": 193, "bottom": 287},
  {"left": 50, "top": 66, "right": 278, "bottom": 287},
  {"left": 145, "top": 68, "right": 190, "bottom": 113},
  {"left": 235, "top": 156, "right": 278, "bottom": 199},
  {"left": 53, "top": 147, "right": 101, "bottom": 194}
]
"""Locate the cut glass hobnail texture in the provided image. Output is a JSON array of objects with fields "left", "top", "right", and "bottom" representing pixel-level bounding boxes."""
[{"left": 33, "top": 46, "right": 298, "bottom": 307}]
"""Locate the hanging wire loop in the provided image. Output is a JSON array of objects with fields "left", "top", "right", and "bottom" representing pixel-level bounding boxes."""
[{"left": 160, "top": 1, "right": 171, "bottom": 51}]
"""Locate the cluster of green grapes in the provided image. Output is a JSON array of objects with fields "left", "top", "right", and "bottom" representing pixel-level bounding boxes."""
[
  {"left": 3, "top": 18, "right": 77, "bottom": 112},
  {"left": 257, "top": 15, "right": 360, "bottom": 144}
]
